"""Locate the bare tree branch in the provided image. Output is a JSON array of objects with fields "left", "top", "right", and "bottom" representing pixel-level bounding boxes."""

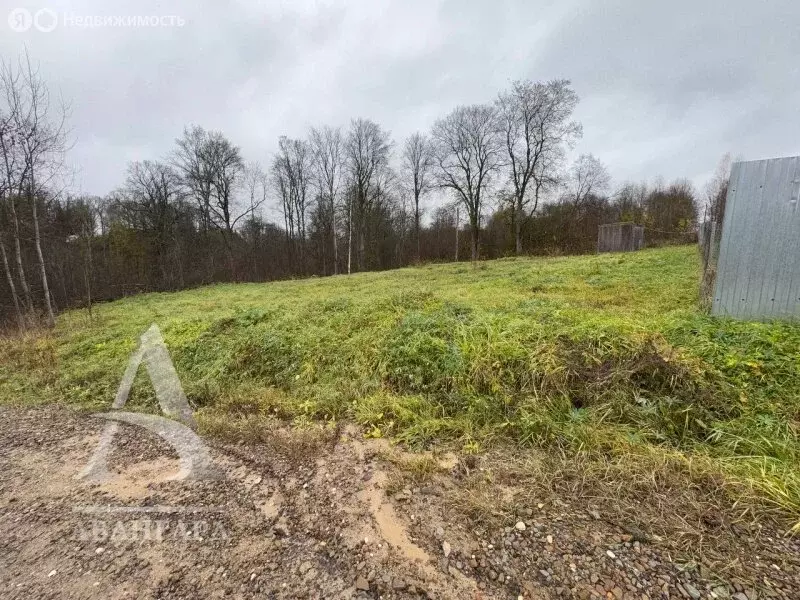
[
  {"left": 432, "top": 104, "right": 501, "bottom": 261},
  {"left": 401, "top": 132, "right": 434, "bottom": 263},
  {"left": 496, "top": 79, "right": 581, "bottom": 254}
]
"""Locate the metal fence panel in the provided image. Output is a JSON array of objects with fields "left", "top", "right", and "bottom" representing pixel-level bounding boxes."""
[{"left": 712, "top": 156, "right": 800, "bottom": 320}]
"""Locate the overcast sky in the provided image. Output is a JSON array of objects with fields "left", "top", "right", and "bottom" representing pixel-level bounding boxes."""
[{"left": 2, "top": 0, "right": 799, "bottom": 211}]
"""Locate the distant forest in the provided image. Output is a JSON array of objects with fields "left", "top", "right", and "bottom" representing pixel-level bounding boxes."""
[{"left": 1, "top": 51, "right": 724, "bottom": 327}]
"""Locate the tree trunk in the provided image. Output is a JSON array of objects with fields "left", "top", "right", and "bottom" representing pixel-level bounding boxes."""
[
  {"left": 0, "top": 233, "right": 25, "bottom": 329},
  {"left": 226, "top": 243, "right": 236, "bottom": 281},
  {"left": 175, "top": 238, "right": 185, "bottom": 288},
  {"left": 358, "top": 226, "right": 365, "bottom": 272},
  {"left": 8, "top": 197, "right": 33, "bottom": 312},
  {"left": 251, "top": 230, "right": 259, "bottom": 281},
  {"left": 83, "top": 252, "right": 93, "bottom": 319},
  {"left": 83, "top": 226, "right": 94, "bottom": 320},
  {"left": 331, "top": 195, "right": 338, "bottom": 275},
  {"left": 454, "top": 206, "right": 459, "bottom": 262},
  {"left": 470, "top": 226, "right": 479, "bottom": 262},
  {"left": 347, "top": 195, "right": 352, "bottom": 275},
  {"left": 222, "top": 227, "right": 236, "bottom": 282},
  {"left": 515, "top": 203, "right": 523, "bottom": 255},
  {"left": 414, "top": 193, "right": 421, "bottom": 264},
  {"left": 298, "top": 213, "right": 306, "bottom": 276},
  {"left": 30, "top": 188, "right": 55, "bottom": 326}
]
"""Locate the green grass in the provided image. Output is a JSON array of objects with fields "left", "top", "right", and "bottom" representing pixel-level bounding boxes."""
[{"left": 2, "top": 245, "right": 799, "bottom": 523}]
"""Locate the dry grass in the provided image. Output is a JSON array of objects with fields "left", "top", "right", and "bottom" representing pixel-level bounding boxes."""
[
  {"left": 443, "top": 444, "right": 798, "bottom": 580},
  {"left": 198, "top": 411, "right": 339, "bottom": 465}
]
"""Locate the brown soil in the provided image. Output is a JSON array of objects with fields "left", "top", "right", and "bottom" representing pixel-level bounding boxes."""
[{"left": 0, "top": 405, "right": 797, "bottom": 599}]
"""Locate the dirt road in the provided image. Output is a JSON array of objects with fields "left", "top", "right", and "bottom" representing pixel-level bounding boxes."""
[{"left": 1, "top": 406, "right": 797, "bottom": 599}]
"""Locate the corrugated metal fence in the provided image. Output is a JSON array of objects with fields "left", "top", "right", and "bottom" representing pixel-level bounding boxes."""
[{"left": 712, "top": 156, "right": 800, "bottom": 320}]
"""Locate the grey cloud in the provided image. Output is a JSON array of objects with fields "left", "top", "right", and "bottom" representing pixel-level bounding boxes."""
[{"left": 1, "top": 0, "right": 797, "bottom": 200}]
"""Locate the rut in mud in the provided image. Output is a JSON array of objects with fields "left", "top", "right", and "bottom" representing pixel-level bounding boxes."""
[{"left": 1, "top": 406, "right": 798, "bottom": 600}]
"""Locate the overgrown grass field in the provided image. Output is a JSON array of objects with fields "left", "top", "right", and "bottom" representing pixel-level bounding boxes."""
[{"left": 2, "top": 246, "right": 799, "bottom": 524}]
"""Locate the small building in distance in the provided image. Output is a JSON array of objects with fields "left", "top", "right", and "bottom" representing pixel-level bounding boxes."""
[{"left": 597, "top": 223, "right": 644, "bottom": 253}]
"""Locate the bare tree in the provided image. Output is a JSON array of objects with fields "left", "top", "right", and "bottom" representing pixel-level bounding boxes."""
[
  {"left": 613, "top": 181, "right": 648, "bottom": 222},
  {"left": 394, "top": 187, "right": 411, "bottom": 264},
  {"left": 699, "top": 154, "right": 732, "bottom": 307},
  {"left": 704, "top": 153, "right": 732, "bottom": 225},
  {"left": 345, "top": 118, "right": 392, "bottom": 272},
  {"left": 242, "top": 162, "right": 268, "bottom": 221},
  {"left": 563, "top": 154, "right": 611, "bottom": 208},
  {"left": 272, "top": 136, "right": 313, "bottom": 272},
  {"left": 116, "top": 160, "right": 184, "bottom": 286},
  {"left": 0, "top": 51, "right": 70, "bottom": 326},
  {"left": 272, "top": 149, "right": 294, "bottom": 259},
  {"left": 432, "top": 104, "right": 501, "bottom": 262},
  {"left": 344, "top": 184, "right": 354, "bottom": 274},
  {"left": 173, "top": 125, "right": 215, "bottom": 233},
  {"left": 0, "top": 229, "right": 24, "bottom": 328},
  {"left": 206, "top": 131, "right": 245, "bottom": 255},
  {"left": 173, "top": 126, "right": 245, "bottom": 277},
  {"left": 120, "top": 161, "right": 184, "bottom": 226},
  {"left": 74, "top": 198, "right": 98, "bottom": 318},
  {"left": 401, "top": 132, "right": 435, "bottom": 263},
  {"left": 309, "top": 126, "right": 343, "bottom": 274},
  {"left": 0, "top": 99, "right": 24, "bottom": 327},
  {"left": 241, "top": 162, "right": 268, "bottom": 279},
  {"left": 0, "top": 57, "right": 33, "bottom": 315},
  {"left": 496, "top": 79, "right": 582, "bottom": 254},
  {"left": 454, "top": 204, "right": 460, "bottom": 262},
  {"left": 0, "top": 193, "right": 31, "bottom": 313}
]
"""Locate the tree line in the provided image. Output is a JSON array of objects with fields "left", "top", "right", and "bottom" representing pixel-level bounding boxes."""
[{"left": 1, "top": 52, "right": 704, "bottom": 328}]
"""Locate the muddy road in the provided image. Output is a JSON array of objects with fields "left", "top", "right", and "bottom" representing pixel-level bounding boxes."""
[{"left": 1, "top": 406, "right": 797, "bottom": 599}]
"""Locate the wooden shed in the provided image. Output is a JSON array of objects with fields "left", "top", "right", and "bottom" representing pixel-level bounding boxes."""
[{"left": 597, "top": 223, "right": 644, "bottom": 253}]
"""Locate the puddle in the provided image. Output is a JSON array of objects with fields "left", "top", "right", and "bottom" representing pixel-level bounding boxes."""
[
  {"left": 96, "top": 457, "right": 180, "bottom": 500},
  {"left": 358, "top": 471, "right": 430, "bottom": 563},
  {"left": 374, "top": 501, "right": 429, "bottom": 562},
  {"left": 9, "top": 441, "right": 98, "bottom": 499},
  {"left": 257, "top": 492, "right": 283, "bottom": 519}
]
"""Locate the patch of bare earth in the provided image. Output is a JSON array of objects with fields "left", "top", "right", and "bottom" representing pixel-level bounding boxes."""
[{"left": 0, "top": 406, "right": 797, "bottom": 600}]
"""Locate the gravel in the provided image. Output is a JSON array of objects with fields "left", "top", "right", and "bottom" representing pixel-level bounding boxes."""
[{"left": 2, "top": 405, "right": 799, "bottom": 600}]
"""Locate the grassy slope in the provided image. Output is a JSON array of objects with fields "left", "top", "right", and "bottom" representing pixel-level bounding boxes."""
[{"left": 2, "top": 245, "right": 799, "bottom": 521}]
